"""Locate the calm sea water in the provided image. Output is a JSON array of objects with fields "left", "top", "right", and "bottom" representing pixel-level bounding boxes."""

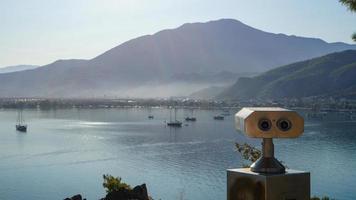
[{"left": 0, "top": 108, "right": 355, "bottom": 200}]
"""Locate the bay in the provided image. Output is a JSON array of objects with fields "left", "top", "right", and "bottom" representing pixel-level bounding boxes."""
[{"left": 0, "top": 108, "right": 355, "bottom": 200}]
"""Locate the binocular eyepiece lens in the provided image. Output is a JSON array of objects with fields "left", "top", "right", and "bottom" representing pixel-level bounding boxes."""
[
  {"left": 277, "top": 119, "right": 292, "bottom": 131},
  {"left": 258, "top": 119, "right": 272, "bottom": 131}
]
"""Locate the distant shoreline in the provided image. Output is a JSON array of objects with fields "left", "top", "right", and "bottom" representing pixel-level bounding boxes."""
[{"left": 1, "top": 97, "right": 356, "bottom": 112}]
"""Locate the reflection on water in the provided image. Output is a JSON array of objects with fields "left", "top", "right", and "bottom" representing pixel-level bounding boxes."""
[{"left": 0, "top": 108, "right": 355, "bottom": 199}]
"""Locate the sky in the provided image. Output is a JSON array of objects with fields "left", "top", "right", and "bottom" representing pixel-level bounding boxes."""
[{"left": 0, "top": 0, "right": 355, "bottom": 67}]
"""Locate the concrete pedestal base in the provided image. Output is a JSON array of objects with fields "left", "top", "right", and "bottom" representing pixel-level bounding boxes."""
[{"left": 227, "top": 168, "right": 310, "bottom": 200}]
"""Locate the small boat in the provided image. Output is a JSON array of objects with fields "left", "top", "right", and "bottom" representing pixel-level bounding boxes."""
[
  {"left": 167, "top": 120, "right": 183, "bottom": 127},
  {"left": 185, "top": 108, "right": 197, "bottom": 122},
  {"left": 147, "top": 107, "right": 154, "bottom": 119},
  {"left": 185, "top": 117, "right": 197, "bottom": 121},
  {"left": 167, "top": 108, "right": 182, "bottom": 127},
  {"left": 16, "top": 124, "right": 27, "bottom": 132},
  {"left": 214, "top": 115, "right": 224, "bottom": 120},
  {"left": 16, "top": 110, "right": 27, "bottom": 132}
]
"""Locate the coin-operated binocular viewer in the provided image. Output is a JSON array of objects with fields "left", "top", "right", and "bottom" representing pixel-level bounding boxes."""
[{"left": 227, "top": 107, "right": 310, "bottom": 200}]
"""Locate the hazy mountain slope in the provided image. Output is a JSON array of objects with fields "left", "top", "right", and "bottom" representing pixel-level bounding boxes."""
[
  {"left": 0, "top": 65, "right": 39, "bottom": 73},
  {"left": 190, "top": 86, "right": 226, "bottom": 99},
  {"left": 0, "top": 60, "right": 87, "bottom": 97},
  {"left": 90, "top": 19, "right": 356, "bottom": 76},
  {"left": 0, "top": 19, "right": 356, "bottom": 98},
  {"left": 220, "top": 50, "right": 356, "bottom": 100}
]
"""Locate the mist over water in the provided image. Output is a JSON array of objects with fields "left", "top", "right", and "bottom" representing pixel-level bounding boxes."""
[
  {"left": 0, "top": 108, "right": 355, "bottom": 199},
  {"left": 113, "top": 82, "right": 218, "bottom": 98}
]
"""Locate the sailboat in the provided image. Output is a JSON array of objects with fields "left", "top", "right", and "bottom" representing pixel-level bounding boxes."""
[
  {"left": 148, "top": 107, "right": 154, "bottom": 119},
  {"left": 16, "top": 110, "right": 27, "bottom": 132},
  {"left": 185, "top": 108, "right": 197, "bottom": 121},
  {"left": 167, "top": 108, "right": 182, "bottom": 127}
]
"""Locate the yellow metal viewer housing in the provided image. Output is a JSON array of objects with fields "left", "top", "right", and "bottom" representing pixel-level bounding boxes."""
[{"left": 235, "top": 107, "right": 304, "bottom": 138}]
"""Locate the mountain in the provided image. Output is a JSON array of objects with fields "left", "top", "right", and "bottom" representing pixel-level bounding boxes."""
[
  {"left": 190, "top": 86, "right": 226, "bottom": 99},
  {"left": 0, "top": 65, "right": 39, "bottom": 73},
  {"left": 219, "top": 50, "right": 356, "bottom": 100},
  {"left": 1, "top": 18, "right": 356, "bottom": 98}
]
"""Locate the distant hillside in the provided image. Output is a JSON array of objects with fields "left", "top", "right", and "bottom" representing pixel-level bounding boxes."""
[
  {"left": 190, "top": 86, "right": 226, "bottom": 99},
  {"left": 0, "top": 65, "right": 38, "bottom": 73},
  {"left": 0, "top": 19, "right": 356, "bottom": 98},
  {"left": 220, "top": 50, "right": 356, "bottom": 100}
]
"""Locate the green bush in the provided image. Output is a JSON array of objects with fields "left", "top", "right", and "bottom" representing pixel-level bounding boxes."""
[
  {"left": 102, "top": 174, "right": 131, "bottom": 193},
  {"left": 235, "top": 142, "right": 261, "bottom": 163}
]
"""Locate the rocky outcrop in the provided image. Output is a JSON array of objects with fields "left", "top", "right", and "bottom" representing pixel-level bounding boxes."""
[
  {"left": 65, "top": 184, "right": 150, "bottom": 200},
  {"left": 102, "top": 184, "right": 150, "bottom": 200},
  {"left": 64, "top": 194, "right": 86, "bottom": 200}
]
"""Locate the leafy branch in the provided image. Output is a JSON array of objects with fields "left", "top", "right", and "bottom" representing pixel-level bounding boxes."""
[
  {"left": 339, "top": 0, "right": 356, "bottom": 41},
  {"left": 235, "top": 142, "right": 261, "bottom": 166}
]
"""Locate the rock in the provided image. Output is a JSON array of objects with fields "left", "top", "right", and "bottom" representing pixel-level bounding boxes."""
[
  {"left": 63, "top": 194, "right": 85, "bottom": 200},
  {"left": 103, "top": 184, "right": 150, "bottom": 200},
  {"left": 132, "top": 184, "right": 149, "bottom": 199}
]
